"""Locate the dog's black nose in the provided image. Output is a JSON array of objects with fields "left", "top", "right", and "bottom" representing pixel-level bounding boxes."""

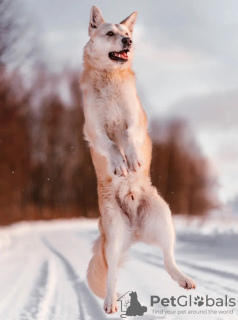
[{"left": 121, "top": 37, "right": 132, "bottom": 45}]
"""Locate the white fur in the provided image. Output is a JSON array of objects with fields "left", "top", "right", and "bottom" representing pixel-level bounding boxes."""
[{"left": 81, "top": 6, "right": 196, "bottom": 315}]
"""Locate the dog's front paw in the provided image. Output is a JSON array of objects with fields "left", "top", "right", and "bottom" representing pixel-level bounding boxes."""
[
  {"left": 109, "top": 145, "right": 128, "bottom": 177},
  {"left": 125, "top": 148, "right": 142, "bottom": 172},
  {"left": 103, "top": 296, "right": 118, "bottom": 314}
]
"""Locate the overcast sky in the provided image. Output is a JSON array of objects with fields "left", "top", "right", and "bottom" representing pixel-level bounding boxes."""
[{"left": 21, "top": 0, "right": 238, "bottom": 205}]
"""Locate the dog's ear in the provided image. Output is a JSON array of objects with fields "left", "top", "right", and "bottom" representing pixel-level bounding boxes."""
[
  {"left": 89, "top": 6, "right": 104, "bottom": 36},
  {"left": 120, "top": 12, "right": 137, "bottom": 33}
]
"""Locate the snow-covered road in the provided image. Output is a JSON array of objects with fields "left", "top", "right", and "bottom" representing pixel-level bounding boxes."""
[{"left": 0, "top": 217, "right": 238, "bottom": 320}]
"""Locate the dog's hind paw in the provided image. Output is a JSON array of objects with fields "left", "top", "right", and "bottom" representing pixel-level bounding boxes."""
[
  {"left": 103, "top": 296, "right": 118, "bottom": 314},
  {"left": 178, "top": 274, "right": 196, "bottom": 290},
  {"left": 166, "top": 265, "right": 196, "bottom": 290}
]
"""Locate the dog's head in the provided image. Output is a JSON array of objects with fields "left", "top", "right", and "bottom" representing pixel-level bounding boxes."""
[{"left": 85, "top": 6, "right": 137, "bottom": 70}]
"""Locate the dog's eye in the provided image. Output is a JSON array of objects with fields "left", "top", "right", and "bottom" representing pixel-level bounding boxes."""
[
  {"left": 106, "top": 31, "right": 114, "bottom": 36},
  {"left": 125, "top": 33, "right": 129, "bottom": 36}
]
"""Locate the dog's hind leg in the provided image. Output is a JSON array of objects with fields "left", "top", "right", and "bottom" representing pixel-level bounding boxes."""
[
  {"left": 161, "top": 218, "right": 196, "bottom": 290},
  {"left": 140, "top": 187, "right": 196, "bottom": 290},
  {"left": 100, "top": 202, "right": 130, "bottom": 314}
]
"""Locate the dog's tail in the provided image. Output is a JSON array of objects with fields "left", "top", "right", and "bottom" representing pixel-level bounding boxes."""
[{"left": 87, "top": 235, "right": 107, "bottom": 299}]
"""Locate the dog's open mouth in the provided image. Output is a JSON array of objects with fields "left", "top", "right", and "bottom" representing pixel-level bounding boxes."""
[{"left": 109, "top": 49, "right": 129, "bottom": 62}]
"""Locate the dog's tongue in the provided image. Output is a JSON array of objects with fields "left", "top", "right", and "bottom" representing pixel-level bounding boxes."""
[
  {"left": 121, "top": 51, "right": 128, "bottom": 59},
  {"left": 114, "top": 50, "right": 128, "bottom": 59}
]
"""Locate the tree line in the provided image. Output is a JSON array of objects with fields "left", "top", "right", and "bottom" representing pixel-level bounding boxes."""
[{"left": 0, "top": 67, "right": 219, "bottom": 225}]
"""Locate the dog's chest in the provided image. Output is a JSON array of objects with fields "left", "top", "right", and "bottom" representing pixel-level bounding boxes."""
[
  {"left": 104, "top": 104, "right": 127, "bottom": 142},
  {"left": 95, "top": 87, "right": 128, "bottom": 142}
]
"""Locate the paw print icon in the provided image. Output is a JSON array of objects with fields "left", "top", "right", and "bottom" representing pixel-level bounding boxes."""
[{"left": 194, "top": 296, "right": 204, "bottom": 307}]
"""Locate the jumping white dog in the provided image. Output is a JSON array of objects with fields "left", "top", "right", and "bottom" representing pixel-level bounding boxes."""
[{"left": 81, "top": 6, "right": 196, "bottom": 314}]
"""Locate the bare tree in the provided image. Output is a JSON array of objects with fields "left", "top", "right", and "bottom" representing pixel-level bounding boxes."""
[{"left": 0, "top": 0, "right": 36, "bottom": 67}]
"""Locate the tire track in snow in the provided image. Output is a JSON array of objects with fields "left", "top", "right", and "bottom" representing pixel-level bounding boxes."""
[
  {"left": 0, "top": 239, "right": 46, "bottom": 320},
  {"left": 41, "top": 235, "right": 158, "bottom": 319},
  {"left": 42, "top": 237, "right": 109, "bottom": 320},
  {"left": 19, "top": 261, "right": 49, "bottom": 320}
]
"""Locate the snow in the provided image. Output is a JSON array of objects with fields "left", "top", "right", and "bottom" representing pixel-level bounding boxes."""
[{"left": 0, "top": 217, "right": 238, "bottom": 320}]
